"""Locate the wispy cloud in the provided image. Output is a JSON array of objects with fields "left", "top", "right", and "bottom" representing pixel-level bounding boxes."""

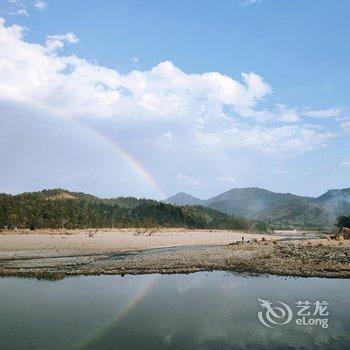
[
  {"left": 239, "top": 0, "right": 261, "bottom": 7},
  {"left": 8, "top": 8, "right": 28, "bottom": 16},
  {"left": 304, "top": 107, "right": 342, "bottom": 119},
  {"left": 45, "top": 32, "right": 79, "bottom": 51},
  {"left": 276, "top": 104, "right": 300, "bottom": 123},
  {"left": 163, "top": 132, "right": 173, "bottom": 141},
  {"left": 46, "top": 32, "right": 79, "bottom": 44},
  {"left": 33, "top": 1, "right": 48, "bottom": 11},
  {"left": 6, "top": 0, "right": 29, "bottom": 17}
]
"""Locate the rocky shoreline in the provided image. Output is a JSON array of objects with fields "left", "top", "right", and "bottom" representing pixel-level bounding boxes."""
[{"left": 0, "top": 239, "right": 349, "bottom": 279}]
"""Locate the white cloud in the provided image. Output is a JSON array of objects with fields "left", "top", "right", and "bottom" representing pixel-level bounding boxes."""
[
  {"left": 8, "top": 8, "right": 29, "bottom": 16},
  {"left": 0, "top": 19, "right": 334, "bottom": 157},
  {"left": 130, "top": 56, "right": 139, "bottom": 64},
  {"left": 304, "top": 107, "right": 342, "bottom": 119},
  {"left": 177, "top": 173, "right": 189, "bottom": 180},
  {"left": 33, "top": 1, "right": 48, "bottom": 10},
  {"left": 46, "top": 33, "right": 79, "bottom": 43},
  {"left": 17, "top": 8, "right": 28, "bottom": 16},
  {"left": 279, "top": 113, "right": 299, "bottom": 123},
  {"left": 341, "top": 160, "right": 350, "bottom": 167},
  {"left": 276, "top": 104, "right": 300, "bottom": 123},
  {"left": 239, "top": 0, "right": 261, "bottom": 7},
  {"left": 6, "top": 0, "right": 29, "bottom": 16},
  {"left": 163, "top": 132, "right": 173, "bottom": 141},
  {"left": 195, "top": 124, "right": 332, "bottom": 154},
  {"left": 45, "top": 32, "right": 79, "bottom": 51}
]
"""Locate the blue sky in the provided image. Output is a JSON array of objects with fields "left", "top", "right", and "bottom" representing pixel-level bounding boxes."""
[{"left": 0, "top": 0, "right": 349, "bottom": 199}]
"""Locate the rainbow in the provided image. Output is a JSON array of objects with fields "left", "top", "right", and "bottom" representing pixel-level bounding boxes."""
[
  {"left": 78, "top": 277, "right": 158, "bottom": 349},
  {"left": 113, "top": 277, "right": 158, "bottom": 322},
  {"left": 74, "top": 118, "right": 166, "bottom": 199}
]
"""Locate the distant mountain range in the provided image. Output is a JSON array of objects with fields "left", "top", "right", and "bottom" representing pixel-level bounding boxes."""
[
  {"left": 1, "top": 187, "right": 349, "bottom": 230},
  {"left": 166, "top": 187, "right": 350, "bottom": 229}
]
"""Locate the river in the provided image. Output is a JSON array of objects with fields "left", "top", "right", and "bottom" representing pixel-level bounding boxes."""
[{"left": 0, "top": 272, "right": 349, "bottom": 349}]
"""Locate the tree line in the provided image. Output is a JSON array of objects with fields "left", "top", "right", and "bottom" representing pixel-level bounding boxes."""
[
  {"left": 0, "top": 189, "right": 250, "bottom": 230},
  {"left": 337, "top": 215, "right": 350, "bottom": 229}
]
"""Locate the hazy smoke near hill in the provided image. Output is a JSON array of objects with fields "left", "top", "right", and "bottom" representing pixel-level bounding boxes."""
[{"left": 166, "top": 187, "right": 350, "bottom": 228}]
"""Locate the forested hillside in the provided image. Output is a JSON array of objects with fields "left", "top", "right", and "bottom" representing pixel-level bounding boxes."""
[
  {"left": 167, "top": 187, "right": 350, "bottom": 229},
  {"left": 0, "top": 189, "right": 249, "bottom": 230},
  {"left": 255, "top": 199, "right": 333, "bottom": 229}
]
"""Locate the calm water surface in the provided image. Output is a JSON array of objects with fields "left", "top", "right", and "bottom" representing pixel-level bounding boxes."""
[{"left": 0, "top": 272, "right": 349, "bottom": 350}]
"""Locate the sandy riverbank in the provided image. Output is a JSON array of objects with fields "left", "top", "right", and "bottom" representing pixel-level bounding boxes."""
[
  {"left": 0, "top": 229, "right": 278, "bottom": 258},
  {"left": 1, "top": 229, "right": 348, "bottom": 279}
]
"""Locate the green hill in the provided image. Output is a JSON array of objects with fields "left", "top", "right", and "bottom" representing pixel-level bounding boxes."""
[
  {"left": 255, "top": 199, "right": 333, "bottom": 229},
  {"left": 312, "top": 189, "right": 350, "bottom": 217},
  {"left": 204, "top": 187, "right": 309, "bottom": 218},
  {"left": 166, "top": 187, "right": 350, "bottom": 229},
  {"left": 165, "top": 192, "right": 204, "bottom": 206},
  {"left": 0, "top": 189, "right": 249, "bottom": 230}
]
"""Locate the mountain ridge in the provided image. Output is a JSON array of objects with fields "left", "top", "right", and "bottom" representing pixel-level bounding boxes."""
[
  {"left": 165, "top": 192, "right": 204, "bottom": 206},
  {"left": 166, "top": 187, "right": 350, "bottom": 228}
]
